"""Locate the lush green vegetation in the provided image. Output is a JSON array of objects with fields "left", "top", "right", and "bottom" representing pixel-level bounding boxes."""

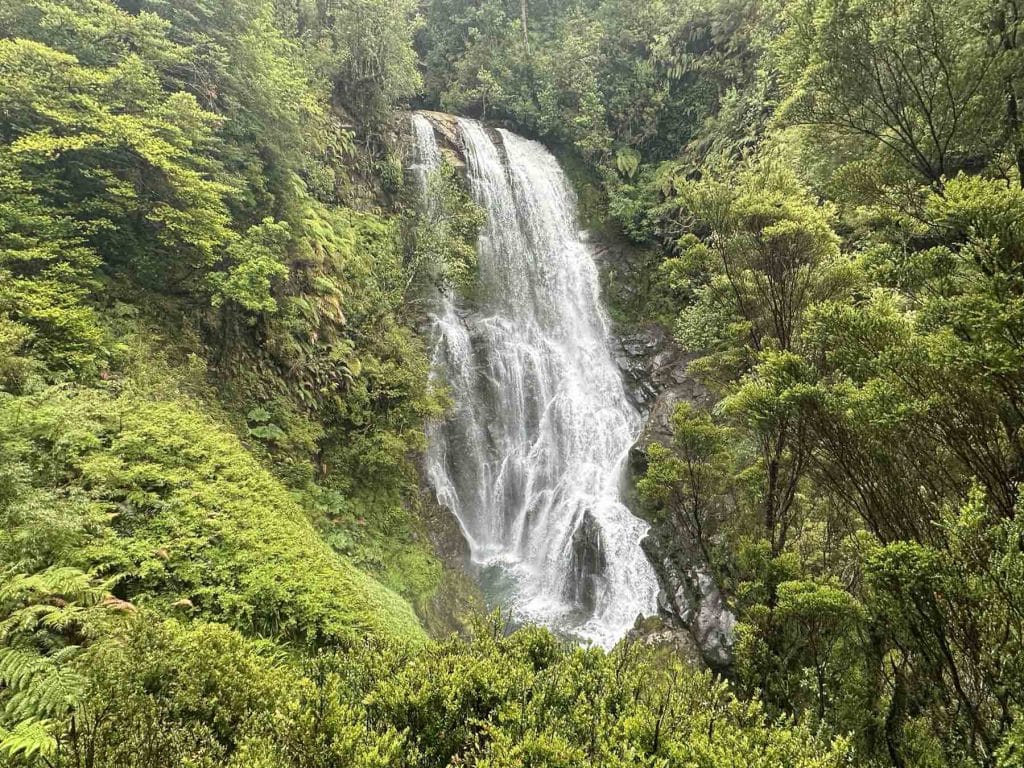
[
  {"left": 417, "top": 0, "right": 1024, "bottom": 765},
  {"left": 0, "top": 0, "right": 448, "bottom": 760},
  {"left": 2, "top": 0, "right": 1022, "bottom": 765},
  {"left": 1, "top": 613, "right": 850, "bottom": 766}
]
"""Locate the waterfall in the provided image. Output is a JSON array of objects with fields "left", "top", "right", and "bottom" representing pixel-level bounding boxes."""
[
  {"left": 409, "top": 114, "right": 441, "bottom": 200},
  {"left": 412, "top": 114, "right": 658, "bottom": 647}
]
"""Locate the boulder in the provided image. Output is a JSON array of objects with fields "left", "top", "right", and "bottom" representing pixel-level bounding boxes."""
[{"left": 564, "top": 510, "right": 609, "bottom": 614}]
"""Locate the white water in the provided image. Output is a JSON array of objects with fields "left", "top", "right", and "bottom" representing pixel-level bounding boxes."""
[{"left": 413, "top": 114, "right": 658, "bottom": 647}]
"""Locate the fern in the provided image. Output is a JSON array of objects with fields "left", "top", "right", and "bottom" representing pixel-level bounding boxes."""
[
  {"left": 0, "top": 718, "right": 57, "bottom": 762},
  {"left": 0, "top": 567, "right": 122, "bottom": 646},
  {"left": 0, "top": 647, "right": 83, "bottom": 768},
  {"left": 0, "top": 647, "right": 51, "bottom": 691},
  {"left": 615, "top": 147, "right": 642, "bottom": 179},
  {"left": 0, "top": 567, "right": 111, "bottom": 610},
  {"left": 0, "top": 647, "right": 87, "bottom": 720},
  {"left": 0, "top": 565, "right": 120, "bottom": 760}
]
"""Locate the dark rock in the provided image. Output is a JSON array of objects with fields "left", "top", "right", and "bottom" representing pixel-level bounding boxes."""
[
  {"left": 592, "top": 230, "right": 736, "bottom": 672},
  {"left": 564, "top": 510, "right": 609, "bottom": 613},
  {"left": 606, "top": 320, "right": 713, "bottom": 418},
  {"left": 639, "top": 529, "right": 737, "bottom": 672}
]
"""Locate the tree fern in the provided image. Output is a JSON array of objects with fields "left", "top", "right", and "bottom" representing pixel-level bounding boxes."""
[
  {"left": 0, "top": 718, "right": 57, "bottom": 763},
  {"left": 0, "top": 565, "right": 122, "bottom": 766},
  {"left": 0, "top": 648, "right": 87, "bottom": 721},
  {"left": 0, "top": 567, "right": 122, "bottom": 644}
]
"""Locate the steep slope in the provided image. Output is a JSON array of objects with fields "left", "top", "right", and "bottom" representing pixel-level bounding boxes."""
[{"left": 1, "top": 383, "right": 426, "bottom": 645}]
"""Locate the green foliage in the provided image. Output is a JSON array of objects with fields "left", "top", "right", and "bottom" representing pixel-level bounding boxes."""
[
  {"left": 404, "top": 161, "right": 485, "bottom": 296},
  {"left": 0, "top": 31, "right": 243, "bottom": 295},
  {"left": 260, "top": 622, "right": 849, "bottom": 768},
  {"left": 601, "top": 13, "right": 1024, "bottom": 753},
  {"left": 0, "top": 617, "right": 852, "bottom": 768},
  {"left": 210, "top": 219, "right": 291, "bottom": 313},
  {"left": 0, "top": 10, "right": 457, "bottom": 761},
  {"left": 3, "top": 0, "right": 1023, "bottom": 766},
  {"left": 0, "top": 386, "right": 426, "bottom": 645},
  {"left": 773, "top": 0, "right": 1010, "bottom": 183},
  {"left": 0, "top": 157, "right": 105, "bottom": 383},
  {"left": 65, "top": 619, "right": 292, "bottom": 768},
  {"left": 737, "top": 578, "right": 869, "bottom": 727},
  {"left": 638, "top": 403, "right": 734, "bottom": 562},
  {"left": 638, "top": 60, "right": 1024, "bottom": 765},
  {"left": 279, "top": 0, "right": 421, "bottom": 136},
  {"left": 419, "top": 0, "right": 769, "bottom": 172},
  {"left": 656, "top": 155, "right": 848, "bottom": 373}
]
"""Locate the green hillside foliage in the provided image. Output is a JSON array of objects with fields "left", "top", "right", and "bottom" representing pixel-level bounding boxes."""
[
  {"left": 4, "top": 0, "right": 1024, "bottom": 765},
  {"left": 421, "top": 0, "right": 1024, "bottom": 764},
  {"left": 2, "top": 617, "right": 849, "bottom": 767},
  {"left": 0, "top": 0, "right": 449, "bottom": 759},
  {"left": 0, "top": 385, "right": 426, "bottom": 644}
]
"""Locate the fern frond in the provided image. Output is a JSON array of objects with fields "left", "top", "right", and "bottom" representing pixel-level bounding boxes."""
[
  {"left": 0, "top": 646, "right": 87, "bottom": 719},
  {"left": 5, "top": 664, "right": 87, "bottom": 719},
  {"left": 0, "top": 647, "right": 51, "bottom": 690},
  {"left": 0, "top": 717, "right": 58, "bottom": 762}
]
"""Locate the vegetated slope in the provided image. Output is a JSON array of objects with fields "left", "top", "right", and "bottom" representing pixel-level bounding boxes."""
[
  {"left": 1, "top": 384, "right": 426, "bottom": 645},
  {"left": 0, "top": 0, "right": 446, "bottom": 639},
  {"left": 0, "top": 1, "right": 452, "bottom": 759}
]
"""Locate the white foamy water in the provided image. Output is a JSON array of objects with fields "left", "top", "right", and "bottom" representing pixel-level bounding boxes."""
[{"left": 412, "top": 114, "right": 658, "bottom": 647}]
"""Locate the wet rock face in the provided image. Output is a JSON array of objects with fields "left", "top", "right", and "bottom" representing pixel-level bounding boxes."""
[
  {"left": 689, "top": 571, "right": 738, "bottom": 669},
  {"left": 564, "top": 511, "right": 609, "bottom": 614},
  {"left": 646, "top": 536, "right": 738, "bottom": 670},
  {"left": 611, "top": 325, "right": 678, "bottom": 411},
  {"left": 416, "top": 111, "right": 467, "bottom": 169},
  {"left": 609, "top": 324, "right": 714, "bottom": 420},
  {"left": 414, "top": 457, "right": 486, "bottom": 638},
  {"left": 590, "top": 231, "right": 737, "bottom": 672}
]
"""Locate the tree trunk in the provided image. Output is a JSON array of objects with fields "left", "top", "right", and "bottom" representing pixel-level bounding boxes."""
[
  {"left": 520, "top": 0, "right": 530, "bottom": 52},
  {"left": 997, "top": 4, "right": 1024, "bottom": 186}
]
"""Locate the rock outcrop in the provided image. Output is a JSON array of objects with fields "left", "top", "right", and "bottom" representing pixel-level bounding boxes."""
[
  {"left": 564, "top": 510, "right": 610, "bottom": 614},
  {"left": 626, "top": 614, "right": 705, "bottom": 668},
  {"left": 642, "top": 538, "right": 737, "bottom": 670},
  {"left": 416, "top": 110, "right": 466, "bottom": 169},
  {"left": 593, "top": 233, "right": 738, "bottom": 672}
]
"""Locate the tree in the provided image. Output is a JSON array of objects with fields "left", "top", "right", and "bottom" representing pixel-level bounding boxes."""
[
  {"left": 737, "top": 578, "right": 867, "bottom": 729},
  {"left": 655, "top": 158, "right": 849, "bottom": 559},
  {"left": 774, "top": 0, "right": 1006, "bottom": 184},
  {"left": 660, "top": 156, "right": 846, "bottom": 374},
  {"left": 637, "top": 403, "right": 733, "bottom": 564}
]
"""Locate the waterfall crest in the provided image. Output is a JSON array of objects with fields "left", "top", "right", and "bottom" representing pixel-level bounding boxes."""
[{"left": 413, "top": 114, "right": 658, "bottom": 647}]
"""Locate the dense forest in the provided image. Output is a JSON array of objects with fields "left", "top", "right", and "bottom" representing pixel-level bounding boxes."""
[{"left": 1, "top": 0, "right": 1023, "bottom": 765}]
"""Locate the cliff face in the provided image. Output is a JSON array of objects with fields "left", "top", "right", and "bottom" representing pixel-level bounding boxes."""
[
  {"left": 593, "top": 236, "right": 737, "bottom": 672},
  {"left": 413, "top": 110, "right": 467, "bottom": 169},
  {"left": 407, "top": 112, "right": 735, "bottom": 666}
]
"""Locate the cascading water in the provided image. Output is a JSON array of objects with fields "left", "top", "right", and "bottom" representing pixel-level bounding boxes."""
[{"left": 412, "top": 113, "right": 658, "bottom": 647}]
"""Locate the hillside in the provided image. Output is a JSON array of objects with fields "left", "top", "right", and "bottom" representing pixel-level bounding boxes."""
[{"left": 2, "top": 0, "right": 1023, "bottom": 766}]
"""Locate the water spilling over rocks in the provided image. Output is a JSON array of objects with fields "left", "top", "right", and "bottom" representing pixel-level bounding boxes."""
[{"left": 412, "top": 114, "right": 658, "bottom": 647}]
